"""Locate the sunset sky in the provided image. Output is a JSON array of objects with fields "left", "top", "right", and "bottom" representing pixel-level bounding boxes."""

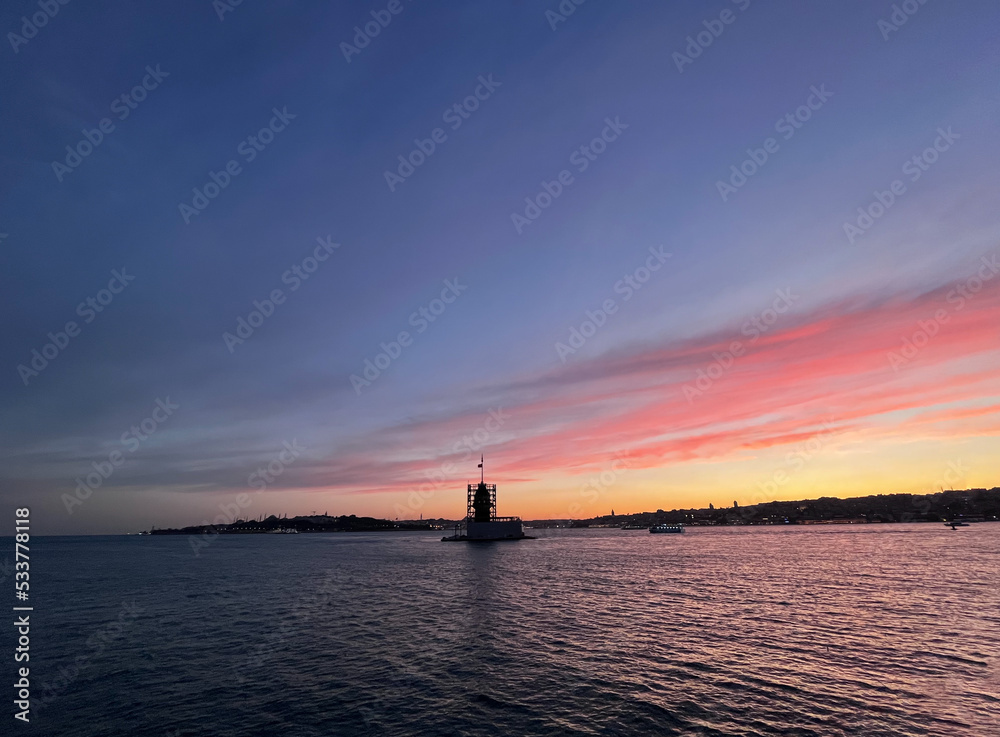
[{"left": 2, "top": 0, "right": 999, "bottom": 534}]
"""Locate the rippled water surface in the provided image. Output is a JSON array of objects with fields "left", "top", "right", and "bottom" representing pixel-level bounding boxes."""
[{"left": 22, "top": 525, "right": 1000, "bottom": 736}]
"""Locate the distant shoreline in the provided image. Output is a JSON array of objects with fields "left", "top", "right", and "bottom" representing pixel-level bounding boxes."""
[
  {"left": 132, "top": 487, "right": 998, "bottom": 536},
  {"left": 559, "top": 487, "right": 999, "bottom": 529}
]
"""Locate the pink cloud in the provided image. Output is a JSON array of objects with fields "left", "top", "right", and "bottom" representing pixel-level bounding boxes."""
[{"left": 304, "top": 269, "right": 1000, "bottom": 495}]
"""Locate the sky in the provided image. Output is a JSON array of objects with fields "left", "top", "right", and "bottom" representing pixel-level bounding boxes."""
[{"left": 2, "top": 0, "right": 999, "bottom": 534}]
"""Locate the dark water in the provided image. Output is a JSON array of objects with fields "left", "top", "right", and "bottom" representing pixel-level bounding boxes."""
[{"left": 11, "top": 525, "right": 1000, "bottom": 736}]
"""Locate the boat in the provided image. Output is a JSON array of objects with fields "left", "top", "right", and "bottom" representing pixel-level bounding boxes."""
[
  {"left": 945, "top": 521, "right": 970, "bottom": 530},
  {"left": 441, "top": 457, "right": 534, "bottom": 542},
  {"left": 650, "top": 523, "right": 684, "bottom": 534}
]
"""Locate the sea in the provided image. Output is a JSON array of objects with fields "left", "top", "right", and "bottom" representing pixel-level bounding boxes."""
[{"left": 11, "top": 524, "right": 999, "bottom": 736}]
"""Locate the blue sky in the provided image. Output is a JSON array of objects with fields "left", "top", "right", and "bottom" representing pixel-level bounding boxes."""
[{"left": 2, "top": 0, "right": 999, "bottom": 533}]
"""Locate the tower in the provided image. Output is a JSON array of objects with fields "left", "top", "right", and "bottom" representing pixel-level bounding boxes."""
[
  {"left": 468, "top": 456, "right": 496, "bottom": 522},
  {"left": 471, "top": 481, "right": 495, "bottom": 522},
  {"left": 445, "top": 456, "right": 529, "bottom": 541}
]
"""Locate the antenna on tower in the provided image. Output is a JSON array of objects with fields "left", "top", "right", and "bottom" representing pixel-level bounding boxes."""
[{"left": 478, "top": 454, "right": 484, "bottom": 484}]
